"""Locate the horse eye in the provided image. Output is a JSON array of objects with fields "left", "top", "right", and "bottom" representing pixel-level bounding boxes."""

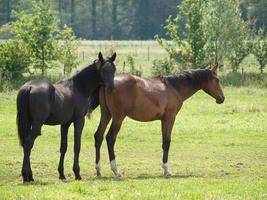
[{"left": 216, "top": 79, "right": 219, "bottom": 83}]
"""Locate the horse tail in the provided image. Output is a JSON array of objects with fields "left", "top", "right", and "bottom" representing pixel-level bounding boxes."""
[
  {"left": 87, "top": 87, "right": 100, "bottom": 117},
  {"left": 16, "top": 86, "right": 32, "bottom": 147}
]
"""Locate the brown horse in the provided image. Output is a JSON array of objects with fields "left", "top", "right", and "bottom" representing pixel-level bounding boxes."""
[{"left": 89, "top": 65, "right": 224, "bottom": 177}]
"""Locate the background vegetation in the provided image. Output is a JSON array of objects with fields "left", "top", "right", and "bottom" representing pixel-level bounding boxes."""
[{"left": 0, "top": 0, "right": 266, "bottom": 40}]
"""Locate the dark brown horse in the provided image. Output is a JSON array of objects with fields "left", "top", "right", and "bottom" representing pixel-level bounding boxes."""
[
  {"left": 16, "top": 52, "right": 116, "bottom": 182},
  {"left": 90, "top": 65, "right": 224, "bottom": 177}
]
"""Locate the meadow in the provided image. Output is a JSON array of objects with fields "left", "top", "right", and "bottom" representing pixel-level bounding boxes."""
[{"left": 0, "top": 41, "right": 266, "bottom": 199}]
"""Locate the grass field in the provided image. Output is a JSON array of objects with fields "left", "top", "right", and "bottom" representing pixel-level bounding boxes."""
[{"left": 0, "top": 86, "right": 266, "bottom": 199}]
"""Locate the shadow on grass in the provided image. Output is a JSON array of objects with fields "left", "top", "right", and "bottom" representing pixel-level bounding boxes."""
[{"left": 84, "top": 173, "right": 204, "bottom": 181}]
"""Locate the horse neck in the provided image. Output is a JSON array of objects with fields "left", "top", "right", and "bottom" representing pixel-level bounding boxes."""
[
  {"left": 177, "top": 85, "right": 201, "bottom": 102},
  {"left": 72, "top": 65, "right": 100, "bottom": 97}
]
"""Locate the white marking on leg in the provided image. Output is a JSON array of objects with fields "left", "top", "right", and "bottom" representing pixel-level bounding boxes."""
[
  {"left": 110, "top": 159, "right": 121, "bottom": 177},
  {"left": 162, "top": 162, "right": 172, "bottom": 176}
]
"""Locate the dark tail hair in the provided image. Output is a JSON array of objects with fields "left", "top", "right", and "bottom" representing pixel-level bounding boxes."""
[
  {"left": 16, "top": 86, "right": 31, "bottom": 146},
  {"left": 87, "top": 87, "right": 100, "bottom": 117}
]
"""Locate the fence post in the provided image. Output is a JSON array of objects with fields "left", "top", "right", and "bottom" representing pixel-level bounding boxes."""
[
  {"left": 82, "top": 51, "right": 85, "bottom": 61},
  {"left": 123, "top": 61, "right": 125, "bottom": 73},
  {"left": 147, "top": 46, "right": 150, "bottom": 62}
]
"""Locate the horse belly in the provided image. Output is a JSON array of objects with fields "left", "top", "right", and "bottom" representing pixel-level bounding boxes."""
[
  {"left": 127, "top": 97, "right": 165, "bottom": 122},
  {"left": 45, "top": 96, "right": 75, "bottom": 125}
]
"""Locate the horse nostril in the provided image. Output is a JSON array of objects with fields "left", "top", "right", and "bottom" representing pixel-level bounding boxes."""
[{"left": 217, "top": 95, "right": 224, "bottom": 104}]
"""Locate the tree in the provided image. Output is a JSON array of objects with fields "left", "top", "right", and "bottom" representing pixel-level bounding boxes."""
[
  {"left": 0, "top": 40, "right": 31, "bottom": 80},
  {"left": 156, "top": 0, "right": 206, "bottom": 69},
  {"left": 13, "top": 1, "right": 59, "bottom": 77},
  {"left": 203, "top": 0, "right": 250, "bottom": 70},
  {"left": 70, "top": 0, "right": 75, "bottom": 26},
  {"left": 252, "top": 28, "right": 267, "bottom": 73},
  {"left": 59, "top": 25, "right": 79, "bottom": 76},
  {"left": 111, "top": 0, "right": 118, "bottom": 39},
  {"left": 245, "top": 0, "right": 267, "bottom": 31},
  {"left": 91, "top": 0, "right": 97, "bottom": 39}
]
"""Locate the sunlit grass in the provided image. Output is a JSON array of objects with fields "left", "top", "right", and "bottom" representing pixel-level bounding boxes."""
[{"left": 0, "top": 87, "right": 266, "bottom": 199}]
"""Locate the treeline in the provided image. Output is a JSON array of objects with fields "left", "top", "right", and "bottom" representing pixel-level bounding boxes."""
[{"left": 0, "top": 0, "right": 266, "bottom": 40}]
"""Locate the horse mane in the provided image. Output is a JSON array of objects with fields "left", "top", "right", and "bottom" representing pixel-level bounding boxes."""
[
  {"left": 160, "top": 69, "right": 212, "bottom": 89},
  {"left": 69, "top": 62, "right": 99, "bottom": 95}
]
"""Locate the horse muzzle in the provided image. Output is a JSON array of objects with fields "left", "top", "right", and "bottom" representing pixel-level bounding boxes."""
[
  {"left": 216, "top": 95, "right": 225, "bottom": 104},
  {"left": 105, "top": 84, "right": 114, "bottom": 93}
]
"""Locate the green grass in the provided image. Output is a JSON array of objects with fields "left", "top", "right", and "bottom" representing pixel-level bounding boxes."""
[{"left": 0, "top": 87, "right": 266, "bottom": 199}]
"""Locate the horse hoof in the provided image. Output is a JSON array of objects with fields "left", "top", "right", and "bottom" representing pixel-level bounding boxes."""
[
  {"left": 114, "top": 172, "right": 122, "bottom": 177},
  {"left": 75, "top": 175, "right": 82, "bottom": 180},
  {"left": 59, "top": 175, "right": 66, "bottom": 180},
  {"left": 164, "top": 172, "right": 172, "bottom": 177},
  {"left": 96, "top": 171, "right": 102, "bottom": 177},
  {"left": 23, "top": 175, "right": 34, "bottom": 183}
]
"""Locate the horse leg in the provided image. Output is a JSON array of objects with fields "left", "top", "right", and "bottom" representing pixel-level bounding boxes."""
[
  {"left": 106, "top": 118, "right": 124, "bottom": 177},
  {"left": 94, "top": 114, "right": 111, "bottom": 176},
  {"left": 161, "top": 116, "right": 175, "bottom": 177},
  {"left": 21, "top": 121, "right": 41, "bottom": 182},
  {"left": 58, "top": 123, "right": 71, "bottom": 180},
  {"left": 73, "top": 118, "right": 84, "bottom": 180}
]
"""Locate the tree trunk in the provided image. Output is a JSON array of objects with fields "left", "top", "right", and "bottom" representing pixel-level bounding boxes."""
[
  {"left": 91, "top": 0, "right": 97, "bottom": 39},
  {"left": 111, "top": 0, "right": 118, "bottom": 39},
  {"left": 41, "top": 46, "right": 45, "bottom": 77},
  {"left": 101, "top": 0, "right": 105, "bottom": 23},
  {"left": 58, "top": 0, "right": 63, "bottom": 27},
  {"left": 71, "top": 0, "right": 75, "bottom": 27},
  {"left": 6, "top": 0, "right": 10, "bottom": 22}
]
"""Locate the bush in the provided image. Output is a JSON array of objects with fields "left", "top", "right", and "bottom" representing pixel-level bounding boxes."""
[
  {"left": 0, "top": 40, "right": 30, "bottom": 80},
  {"left": 252, "top": 29, "right": 267, "bottom": 73},
  {"left": 59, "top": 25, "right": 79, "bottom": 76},
  {"left": 220, "top": 72, "right": 267, "bottom": 87},
  {"left": 152, "top": 58, "right": 175, "bottom": 76},
  {"left": 126, "top": 55, "right": 142, "bottom": 77}
]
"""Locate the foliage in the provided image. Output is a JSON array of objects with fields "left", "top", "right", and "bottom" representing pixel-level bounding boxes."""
[
  {"left": 202, "top": 0, "right": 250, "bottom": 71},
  {"left": 0, "top": 39, "right": 30, "bottom": 80},
  {"left": 252, "top": 28, "right": 267, "bottom": 73},
  {"left": 59, "top": 25, "right": 79, "bottom": 76},
  {"left": 12, "top": 0, "right": 59, "bottom": 77},
  {"left": 0, "top": 23, "right": 14, "bottom": 39},
  {"left": 152, "top": 58, "right": 175, "bottom": 76},
  {"left": 126, "top": 54, "right": 142, "bottom": 76},
  {"left": 244, "top": 0, "right": 267, "bottom": 30},
  {"left": 156, "top": 0, "right": 206, "bottom": 69}
]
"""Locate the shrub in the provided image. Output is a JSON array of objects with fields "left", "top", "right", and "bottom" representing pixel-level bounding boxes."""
[
  {"left": 252, "top": 29, "right": 267, "bottom": 73},
  {"left": 0, "top": 40, "right": 30, "bottom": 80},
  {"left": 126, "top": 55, "right": 142, "bottom": 76},
  {"left": 152, "top": 58, "right": 175, "bottom": 76},
  {"left": 59, "top": 25, "right": 79, "bottom": 76}
]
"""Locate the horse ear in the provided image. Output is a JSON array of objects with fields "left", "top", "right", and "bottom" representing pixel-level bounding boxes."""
[
  {"left": 207, "top": 64, "right": 217, "bottom": 72},
  {"left": 110, "top": 52, "right": 116, "bottom": 62},
  {"left": 98, "top": 52, "right": 104, "bottom": 62},
  {"left": 211, "top": 64, "right": 218, "bottom": 72}
]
